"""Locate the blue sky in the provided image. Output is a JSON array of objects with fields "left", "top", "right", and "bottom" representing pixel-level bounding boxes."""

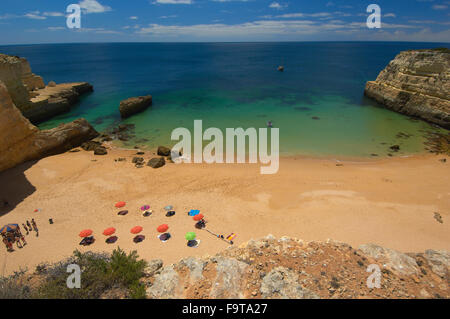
[{"left": 0, "top": 0, "right": 449, "bottom": 44}]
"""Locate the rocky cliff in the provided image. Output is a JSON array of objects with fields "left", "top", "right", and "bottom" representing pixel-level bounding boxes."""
[
  {"left": 0, "top": 53, "right": 93, "bottom": 124},
  {"left": 143, "top": 236, "right": 449, "bottom": 299},
  {"left": 364, "top": 49, "right": 450, "bottom": 129},
  {"left": 0, "top": 81, "right": 98, "bottom": 172}
]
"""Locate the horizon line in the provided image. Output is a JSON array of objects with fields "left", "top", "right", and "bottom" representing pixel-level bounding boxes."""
[{"left": 1, "top": 40, "right": 449, "bottom": 47}]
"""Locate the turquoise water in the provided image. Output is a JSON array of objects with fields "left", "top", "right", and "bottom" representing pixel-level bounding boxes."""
[{"left": 0, "top": 42, "right": 448, "bottom": 157}]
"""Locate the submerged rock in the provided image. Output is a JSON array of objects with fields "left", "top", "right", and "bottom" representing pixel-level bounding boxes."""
[
  {"left": 119, "top": 95, "right": 152, "bottom": 118},
  {"left": 81, "top": 140, "right": 107, "bottom": 155}
]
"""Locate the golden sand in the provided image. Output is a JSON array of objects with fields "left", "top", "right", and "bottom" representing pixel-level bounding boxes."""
[{"left": 0, "top": 149, "right": 449, "bottom": 276}]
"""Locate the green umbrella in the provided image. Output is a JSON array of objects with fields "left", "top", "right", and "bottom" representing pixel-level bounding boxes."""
[{"left": 185, "top": 232, "right": 196, "bottom": 241}]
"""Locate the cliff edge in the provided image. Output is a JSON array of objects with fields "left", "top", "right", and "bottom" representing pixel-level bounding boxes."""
[
  {"left": 364, "top": 49, "right": 450, "bottom": 129},
  {"left": 0, "top": 81, "right": 98, "bottom": 172},
  {"left": 0, "top": 53, "right": 93, "bottom": 124},
  {"left": 143, "top": 235, "right": 449, "bottom": 299}
]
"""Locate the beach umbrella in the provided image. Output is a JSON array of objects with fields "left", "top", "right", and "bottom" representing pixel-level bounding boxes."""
[
  {"left": 157, "top": 224, "right": 169, "bottom": 233},
  {"left": 0, "top": 224, "right": 19, "bottom": 234},
  {"left": 188, "top": 209, "right": 200, "bottom": 216},
  {"left": 103, "top": 227, "right": 116, "bottom": 236},
  {"left": 164, "top": 205, "right": 173, "bottom": 211},
  {"left": 140, "top": 205, "right": 150, "bottom": 211},
  {"left": 79, "top": 229, "right": 93, "bottom": 238},
  {"left": 130, "top": 226, "right": 143, "bottom": 234},
  {"left": 193, "top": 214, "right": 204, "bottom": 221},
  {"left": 115, "top": 201, "right": 126, "bottom": 208},
  {"left": 185, "top": 232, "right": 196, "bottom": 241}
]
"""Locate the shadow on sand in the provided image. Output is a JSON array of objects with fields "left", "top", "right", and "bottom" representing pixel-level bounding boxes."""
[{"left": 0, "top": 161, "right": 37, "bottom": 217}]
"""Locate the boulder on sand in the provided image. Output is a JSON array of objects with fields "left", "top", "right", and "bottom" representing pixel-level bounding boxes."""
[
  {"left": 147, "top": 157, "right": 165, "bottom": 169},
  {"left": 157, "top": 146, "right": 171, "bottom": 156},
  {"left": 119, "top": 95, "right": 152, "bottom": 119}
]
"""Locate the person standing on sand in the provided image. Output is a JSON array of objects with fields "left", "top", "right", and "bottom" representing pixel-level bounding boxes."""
[
  {"left": 22, "top": 223, "right": 29, "bottom": 235},
  {"left": 6, "top": 234, "right": 14, "bottom": 251},
  {"left": 31, "top": 219, "right": 38, "bottom": 236},
  {"left": 20, "top": 232, "right": 27, "bottom": 246},
  {"left": 14, "top": 231, "right": 22, "bottom": 248},
  {"left": 2, "top": 235, "right": 10, "bottom": 251},
  {"left": 26, "top": 220, "right": 31, "bottom": 230}
]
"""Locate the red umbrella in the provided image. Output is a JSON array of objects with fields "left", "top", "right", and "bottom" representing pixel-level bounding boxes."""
[
  {"left": 157, "top": 224, "right": 169, "bottom": 233},
  {"left": 130, "top": 226, "right": 143, "bottom": 234},
  {"left": 103, "top": 227, "right": 116, "bottom": 236},
  {"left": 115, "top": 201, "right": 126, "bottom": 208},
  {"left": 193, "top": 214, "right": 204, "bottom": 221},
  {"left": 79, "top": 229, "right": 93, "bottom": 238}
]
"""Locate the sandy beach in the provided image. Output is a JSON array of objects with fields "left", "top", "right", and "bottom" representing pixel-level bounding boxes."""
[{"left": 0, "top": 148, "right": 449, "bottom": 276}]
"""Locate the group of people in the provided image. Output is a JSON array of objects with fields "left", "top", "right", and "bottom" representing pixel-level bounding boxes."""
[
  {"left": 22, "top": 219, "right": 39, "bottom": 236},
  {"left": 2, "top": 219, "right": 38, "bottom": 252}
]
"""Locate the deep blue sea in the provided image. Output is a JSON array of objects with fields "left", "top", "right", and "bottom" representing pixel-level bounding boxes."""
[{"left": 0, "top": 42, "right": 448, "bottom": 157}]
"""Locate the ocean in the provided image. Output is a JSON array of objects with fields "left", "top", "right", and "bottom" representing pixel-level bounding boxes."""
[{"left": 0, "top": 42, "right": 448, "bottom": 157}]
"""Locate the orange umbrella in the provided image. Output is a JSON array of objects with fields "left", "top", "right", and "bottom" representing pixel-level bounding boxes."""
[
  {"left": 115, "top": 201, "right": 126, "bottom": 208},
  {"left": 157, "top": 224, "right": 169, "bottom": 233},
  {"left": 130, "top": 226, "right": 143, "bottom": 234},
  {"left": 193, "top": 214, "right": 204, "bottom": 221},
  {"left": 103, "top": 227, "right": 116, "bottom": 236},
  {"left": 79, "top": 229, "right": 93, "bottom": 237}
]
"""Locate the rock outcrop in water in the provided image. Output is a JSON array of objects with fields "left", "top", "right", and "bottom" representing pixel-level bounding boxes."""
[
  {"left": 143, "top": 235, "right": 449, "bottom": 299},
  {"left": 0, "top": 81, "right": 98, "bottom": 172},
  {"left": 25, "top": 82, "right": 93, "bottom": 124},
  {"left": 119, "top": 95, "right": 152, "bottom": 118},
  {"left": 0, "top": 53, "right": 93, "bottom": 124},
  {"left": 364, "top": 49, "right": 450, "bottom": 129}
]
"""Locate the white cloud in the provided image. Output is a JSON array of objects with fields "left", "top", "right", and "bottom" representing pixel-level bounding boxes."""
[
  {"left": 269, "top": 2, "right": 287, "bottom": 10},
  {"left": 152, "top": 0, "right": 193, "bottom": 4},
  {"left": 432, "top": 4, "right": 448, "bottom": 10},
  {"left": 132, "top": 17, "right": 446, "bottom": 42},
  {"left": 43, "top": 12, "right": 65, "bottom": 17},
  {"left": 79, "top": 0, "right": 112, "bottom": 14},
  {"left": 24, "top": 11, "right": 46, "bottom": 20},
  {"left": 48, "top": 26, "right": 65, "bottom": 31}
]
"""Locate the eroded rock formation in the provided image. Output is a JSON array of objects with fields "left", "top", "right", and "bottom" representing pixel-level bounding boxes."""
[
  {"left": 0, "top": 81, "right": 98, "bottom": 172},
  {"left": 364, "top": 49, "right": 450, "bottom": 129},
  {"left": 119, "top": 95, "right": 152, "bottom": 118},
  {"left": 143, "top": 235, "right": 449, "bottom": 299},
  {"left": 0, "top": 53, "right": 93, "bottom": 124}
]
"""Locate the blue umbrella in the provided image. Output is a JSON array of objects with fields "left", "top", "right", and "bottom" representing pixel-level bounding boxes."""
[
  {"left": 188, "top": 210, "right": 200, "bottom": 216},
  {"left": 0, "top": 224, "right": 19, "bottom": 234},
  {"left": 164, "top": 205, "right": 173, "bottom": 211}
]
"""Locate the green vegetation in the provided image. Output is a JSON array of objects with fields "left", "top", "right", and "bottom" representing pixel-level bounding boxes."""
[
  {"left": 408, "top": 47, "right": 450, "bottom": 53},
  {"left": 0, "top": 248, "right": 148, "bottom": 299},
  {"left": 0, "top": 270, "right": 32, "bottom": 299}
]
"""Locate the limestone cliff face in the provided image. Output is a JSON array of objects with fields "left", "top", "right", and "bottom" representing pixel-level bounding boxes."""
[
  {"left": 0, "top": 54, "right": 37, "bottom": 111},
  {"left": 0, "top": 82, "right": 39, "bottom": 172},
  {"left": 0, "top": 53, "right": 93, "bottom": 124},
  {"left": 0, "top": 81, "right": 98, "bottom": 172},
  {"left": 364, "top": 49, "right": 450, "bottom": 129},
  {"left": 143, "top": 235, "right": 449, "bottom": 299}
]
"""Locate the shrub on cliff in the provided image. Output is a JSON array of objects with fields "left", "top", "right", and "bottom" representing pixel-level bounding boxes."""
[
  {"left": 34, "top": 248, "right": 147, "bottom": 299},
  {"left": 0, "top": 270, "right": 32, "bottom": 299}
]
